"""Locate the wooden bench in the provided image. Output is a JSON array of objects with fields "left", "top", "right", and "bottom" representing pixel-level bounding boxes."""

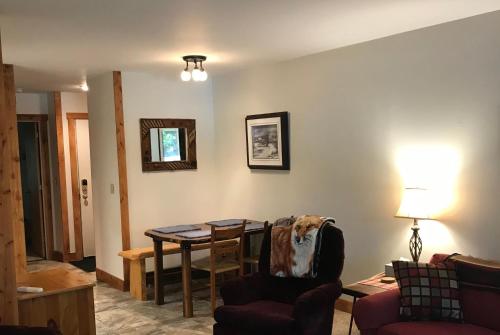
[{"left": 119, "top": 240, "right": 237, "bottom": 300}]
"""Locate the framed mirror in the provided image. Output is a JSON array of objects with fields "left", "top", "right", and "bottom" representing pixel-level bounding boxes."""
[{"left": 140, "top": 118, "right": 197, "bottom": 171}]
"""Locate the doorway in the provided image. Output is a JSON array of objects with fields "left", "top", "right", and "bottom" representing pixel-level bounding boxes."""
[
  {"left": 17, "top": 115, "right": 53, "bottom": 261},
  {"left": 67, "top": 113, "right": 95, "bottom": 271}
]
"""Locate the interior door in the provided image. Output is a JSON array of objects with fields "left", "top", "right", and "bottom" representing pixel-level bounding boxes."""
[
  {"left": 18, "top": 122, "right": 45, "bottom": 259},
  {"left": 76, "top": 119, "right": 95, "bottom": 257}
]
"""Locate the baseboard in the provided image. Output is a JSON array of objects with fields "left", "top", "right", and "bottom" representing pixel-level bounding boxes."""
[
  {"left": 96, "top": 267, "right": 126, "bottom": 291},
  {"left": 335, "top": 297, "right": 353, "bottom": 314},
  {"left": 52, "top": 250, "right": 64, "bottom": 262}
]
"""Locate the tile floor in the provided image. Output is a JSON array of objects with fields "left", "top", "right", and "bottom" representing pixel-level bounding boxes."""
[{"left": 28, "top": 261, "right": 360, "bottom": 335}]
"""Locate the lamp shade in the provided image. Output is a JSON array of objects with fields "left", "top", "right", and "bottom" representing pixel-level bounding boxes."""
[{"left": 395, "top": 187, "right": 431, "bottom": 220}]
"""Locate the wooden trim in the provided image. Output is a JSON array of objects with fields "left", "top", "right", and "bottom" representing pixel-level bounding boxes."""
[
  {"left": 4, "top": 65, "right": 28, "bottom": 279},
  {"left": 68, "top": 118, "right": 84, "bottom": 260},
  {"left": 52, "top": 250, "right": 64, "bottom": 262},
  {"left": 66, "top": 113, "right": 88, "bottom": 120},
  {"left": 113, "top": 71, "right": 131, "bottom": 288},
  {"left": 0, "top": 40, "right": 20, "bottom": 324},
  {"left": 54, "top": 92, "right": 71, "bottom": 260},
  {"left": 96, "top": 268, "right": 125, "bottom": 291},
  {"left": 335, "top": 297, "right": 354, "bottom": 314},
  {"left": 17, "top": 114, "right": 48, "bottom": 122},
  {"left": 38, "top": 118, "right": 54, "bottom": 260}
]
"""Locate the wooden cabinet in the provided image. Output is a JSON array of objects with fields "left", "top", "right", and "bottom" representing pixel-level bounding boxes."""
[{"left": 17, "top": 268, "right": 96, "bottom": 335}]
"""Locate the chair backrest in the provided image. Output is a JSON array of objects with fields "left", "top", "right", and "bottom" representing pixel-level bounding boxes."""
[
  {"left": 257, "top": 220, "right": 345, "bottom": 303},
  {"left": 210, "top": 220, "right": 247, "bottom": 275}
]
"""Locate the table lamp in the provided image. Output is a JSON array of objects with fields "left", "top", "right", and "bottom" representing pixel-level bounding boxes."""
[{"left": 395, "top": 187, "right": 431, "bottom": 262}]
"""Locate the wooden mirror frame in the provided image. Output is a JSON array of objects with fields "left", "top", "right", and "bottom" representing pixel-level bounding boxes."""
[{"left": 140, "top": 118, "right": 197, "bottom": 171}]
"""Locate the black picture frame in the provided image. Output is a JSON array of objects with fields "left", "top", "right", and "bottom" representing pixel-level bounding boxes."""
[{"left": 245, "top": 112, "right": 290, "bottom": 170}]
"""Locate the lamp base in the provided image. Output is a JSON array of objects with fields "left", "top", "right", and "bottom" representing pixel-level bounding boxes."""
[{"left": 409, "top": 219, "right": 422, "bottom": 262}]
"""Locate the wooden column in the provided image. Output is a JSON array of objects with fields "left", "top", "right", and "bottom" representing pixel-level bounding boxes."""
[
  {"left": 4, "top": 64, "right": 28, "bottom": 279},
  {"left": 0, "top": 33, "right": 20, "bottom": 325},
  {"left": 54, "top": 92, "right": 71, "bottom": 260},
  {"left": 113, "top": 71, "right": 131, "bottom": 289}
]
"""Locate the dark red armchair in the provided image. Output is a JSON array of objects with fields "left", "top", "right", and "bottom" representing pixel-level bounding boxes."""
[{"left": 213, "top": 223, "right": 345, "bottom": 335}]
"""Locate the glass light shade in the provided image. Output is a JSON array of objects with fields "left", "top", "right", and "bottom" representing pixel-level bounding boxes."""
[
  {"left": 180, "top": 70, "right": 191, "bottom": 81},
  {"left": 191, "top": 68, "right": 202, "bottom": 81},
  {"left": 395, "top": 187, "right": 431, "bottom": 220},
  {"left": 199, "top": 70, "right": 208, "bottom": 82}
]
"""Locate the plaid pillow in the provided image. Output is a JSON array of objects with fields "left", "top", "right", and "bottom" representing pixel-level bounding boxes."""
[{"left": 392, "top": 260, "right": 463, "bottom": 322}]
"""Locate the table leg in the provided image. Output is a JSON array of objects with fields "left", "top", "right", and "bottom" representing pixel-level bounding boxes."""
[
  {"left": 348, "top": 296, "right": 357, "bottom": 335},
  {"left": 153, "top": 239, "right": 164, "bottom": 305},
  {"left": 181, "top": 243, "right": 193, "bottom": 317},
  {"left": 244, "top": 234, "right": 251, "bottom": 274}
]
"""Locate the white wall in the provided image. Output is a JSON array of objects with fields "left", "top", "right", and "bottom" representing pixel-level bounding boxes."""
[
  {"left": 60, "top": 92, "right": 88, "bottom": 253},
  {"left": 16, "top": 92, "right": 49, "bottom": 115},
  {"left": 121, "top": 72, "right": 217, "bottom": 270},
  {"left": 87, "top": 73, "right": 124, "bottom": 279},
  {"left": 212, "top": 12, "right": 500, "bottom": 283}
]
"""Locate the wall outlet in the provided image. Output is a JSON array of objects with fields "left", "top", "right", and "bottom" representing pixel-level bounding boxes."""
[{"left": 110, "top": 183, "right": 115, "bottom": 194}]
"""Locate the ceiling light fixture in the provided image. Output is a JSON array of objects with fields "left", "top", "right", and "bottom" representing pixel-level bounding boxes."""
[
  {"left": 81, "top": 82, "right": 89, "bottom": 92},
  {"left": 181, "top": 55, "right": 208, "bottom": 82}
]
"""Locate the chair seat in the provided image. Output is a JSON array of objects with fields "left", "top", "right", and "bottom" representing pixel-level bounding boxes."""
[
  {"left": 191, "top": 257, "right": 240, "bottom": 274},
  {"left": 379, "top": 322, "right": 499, "bottom": 335},
  {"left": 214, "top": 300, "right": 295, "bottom": 334}
]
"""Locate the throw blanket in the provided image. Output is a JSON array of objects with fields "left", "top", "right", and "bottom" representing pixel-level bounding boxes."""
[{"left": 270, "top": 215, "right": 335, "bottom": 278}]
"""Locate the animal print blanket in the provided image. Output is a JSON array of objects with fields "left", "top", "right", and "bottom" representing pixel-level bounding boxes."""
[{"left": 270, "top": 215, "right": 335, "bottom": 278}]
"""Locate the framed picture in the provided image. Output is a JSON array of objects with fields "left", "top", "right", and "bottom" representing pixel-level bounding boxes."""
[{"left": 245, "top": 112, "right": 290, "bottom": 170}]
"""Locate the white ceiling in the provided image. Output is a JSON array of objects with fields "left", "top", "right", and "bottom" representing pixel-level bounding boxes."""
[{"left": 1, "top": 0, "right": 499, "bottom": 92}]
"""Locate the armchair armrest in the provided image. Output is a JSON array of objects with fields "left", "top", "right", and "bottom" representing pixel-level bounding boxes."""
[
  {"left": 353, "top": 289, "right": 401, "bottom": 332},
  {"left": 220, "top": 272, "right": 266, "bottom": 305},
  {"left": 293, "top": 281, "right": 342, "bottom": 335}
]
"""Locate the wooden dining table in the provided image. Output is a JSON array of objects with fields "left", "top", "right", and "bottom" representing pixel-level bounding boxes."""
[{"left": 144, "top": 220, "right": 266, "bottom": 317}]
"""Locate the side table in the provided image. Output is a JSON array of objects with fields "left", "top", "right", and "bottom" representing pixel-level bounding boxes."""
[{"left": 342, "top": 273, "right": 398, "bottom": 335}]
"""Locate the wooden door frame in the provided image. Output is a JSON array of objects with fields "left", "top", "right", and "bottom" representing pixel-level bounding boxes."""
[
  {"left": 67, "top": 112, "right": 88, "bottom": 261},
  {"left": 17, "top": 114, "right": 54, "bottom": 260}
]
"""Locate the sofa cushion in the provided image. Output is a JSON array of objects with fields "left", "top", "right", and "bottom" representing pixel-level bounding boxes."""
[
  {"left": 378, "top": 322, "right": 500, "bottom": 335},
  {"left": 393, "top": 260, "right": 462, "bottom": 321},
  {"left": 214, "top": 300, "right": 295, "bottom": 333}
]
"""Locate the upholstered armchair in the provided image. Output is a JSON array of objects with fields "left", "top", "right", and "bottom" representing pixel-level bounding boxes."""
[{"left": 213, "top": 223, "right": 345, "bottom": 335}]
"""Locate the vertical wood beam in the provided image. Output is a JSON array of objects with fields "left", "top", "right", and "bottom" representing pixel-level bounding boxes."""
[
  {"left": 54, "top": 92, "right": 70, "bottom": 259},
  {"left": 68, "top": 117, "right": 83, "bottom": 260},
  {"left": 0, "top": 33, "right": 20, "bottom": 325},
  {"left": 113, "top": 71, "right": 131, "bottom": 288},
  {"left": 4, "top": 64, "right": 27, "bottom": 279}
]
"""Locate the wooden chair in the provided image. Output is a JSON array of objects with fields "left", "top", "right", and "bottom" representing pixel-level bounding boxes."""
[
  {"left": 243, "top": 220, "right": 269, "bottom": 273},
  {"left": 191, "top": 220, "right": 247, "bottom": 314}
]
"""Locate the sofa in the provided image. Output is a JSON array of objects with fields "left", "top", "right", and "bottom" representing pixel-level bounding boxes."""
[
  {"left": 213, "top": 222, "right": 345, "bottom": 335},
  {"left": 353, "top": 254, "right": 500, "bottom": 335}
]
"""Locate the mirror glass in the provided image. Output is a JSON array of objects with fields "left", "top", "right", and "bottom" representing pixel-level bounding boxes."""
[{"left": 149, "top": 128, "right": 187, "bottom": 162}]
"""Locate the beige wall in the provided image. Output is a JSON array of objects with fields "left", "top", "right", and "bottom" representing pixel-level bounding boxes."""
[
  {"left": 87, "top": 73, "right": 124, "bottom": 278},
  {"left": 212, "top": 11, "right": 500, "bottom": 283},
  {"left": 60, "top": 92, "right": 88, "bottom": 253},
  {"left": 88, "top": 12, "right": 500, "bottom": 281},
  {"left": 121, "top": 72, "right": 217, "bottom": 270}
]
